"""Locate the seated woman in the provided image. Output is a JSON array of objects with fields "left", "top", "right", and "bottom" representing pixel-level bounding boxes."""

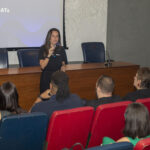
[
  {"left": 0, "top": 82, "right": 26, "bottom": 120},
  {"left": 103, "top": 103, "right": 150, "bottom": 146}
]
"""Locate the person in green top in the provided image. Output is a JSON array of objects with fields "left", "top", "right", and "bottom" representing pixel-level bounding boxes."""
[{"left": 103, "top": 102, "right": 150, "bottom": 146}]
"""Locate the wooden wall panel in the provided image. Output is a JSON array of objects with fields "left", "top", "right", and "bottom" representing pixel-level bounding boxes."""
[{"left": 0, "top": 62, "right": 139, "bottom": 111}]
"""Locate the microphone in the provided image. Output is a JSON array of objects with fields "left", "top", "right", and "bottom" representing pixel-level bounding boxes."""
[
  {"left": 52, "top": 43, "right": 61, "bottom": 58},
  {"left": 55, "top": 42, "right": 60, "bottom": 47},
  {"left": 105, "top": 50, "right": 113, "bottom": 67}
]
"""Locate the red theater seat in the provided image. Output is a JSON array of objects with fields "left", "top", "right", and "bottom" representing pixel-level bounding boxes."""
[
  {"left": 45, "top": 106, "right": 94, "bottom": 150},
  {"left": 136, "top": 98, "right": 150, "bottom": 113},
  {"left": 134, "top": 137, "right": 150, "bottom": 150},
  {"left": 88, "top": 101, "right": 132, "bottom": 148}
]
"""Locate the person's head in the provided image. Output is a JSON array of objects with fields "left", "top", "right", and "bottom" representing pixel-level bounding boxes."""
[
  {"left": 96, "top": 75, "right": 115, "bottom": 98},
  {"left": 50, "top": 71, "right": 70, "bottom": 101},
  {"left": 0, "top": 82, "right": 20, "bottom": 113},
  {"left": 123, "top": 103, "right": 150, "bottom": 139},
  {"left": 133, "top": 67, "right": 150, "bottom": 89},
  {"left": 44, "top": 28, "right": 61, "bottom": 56},
  {"left": 45, "top": 28, "right": 61, "bottom": 47}
]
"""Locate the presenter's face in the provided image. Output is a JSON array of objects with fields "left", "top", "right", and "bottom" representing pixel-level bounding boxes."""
[{"left": 50, "top": 31, "right": 59, "bottom": 45}]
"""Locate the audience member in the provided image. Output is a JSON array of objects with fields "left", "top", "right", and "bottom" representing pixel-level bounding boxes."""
[
  {"left": 85, "top": 75, "right": 122, "bottom": 109},
  {"left": 31, "top": 71, "right": 84, "bottom": 117},
  {"left": 0, "top": 82, "right": 26, "bottom": 120},
  {"left": 102, "top": 103, "right": 150, "bottom": 146},
  {"left": 117, "top": 103, "right": 150, "bottom": 146},
  {"left": 123, "top": 67, "right": 150, "bottom": 101}
]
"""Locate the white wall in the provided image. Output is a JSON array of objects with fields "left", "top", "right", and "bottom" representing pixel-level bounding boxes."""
[
  {"left": 8, "top": 0, "right": 108, "bottom": 64},
  {"left": 65, "top": 0, "right": 108, "bottom": 62}
]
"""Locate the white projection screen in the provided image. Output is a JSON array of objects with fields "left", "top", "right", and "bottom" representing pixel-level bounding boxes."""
[{"left": 0, "top": 0, "right": 63, "bottom": 48}]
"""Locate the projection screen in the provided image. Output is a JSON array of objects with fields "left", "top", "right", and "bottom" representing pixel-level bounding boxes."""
[{"left": 0, "top": 0, "right": 63, "bottom": 48}]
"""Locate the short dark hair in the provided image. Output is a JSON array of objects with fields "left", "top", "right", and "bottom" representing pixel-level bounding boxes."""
[
  {"left": 137, "top": 67, "right": 150, "bottom": 88},
  {"left": 51, "top": 71, "right": 70, "bottom": 101},
  {"left": 141, "top": 79, "right": 150, "bottom": 89},
  {"left": 96, "top": 75, "right": 115, "bottom": 93},
  {"left": 0, "top": 82, "right": 20, "bottom": 113},
  {"left": 123, "top": 103, "right": 150, "bottom": 139}
]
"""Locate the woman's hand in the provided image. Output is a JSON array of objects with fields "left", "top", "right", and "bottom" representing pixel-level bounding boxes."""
[
  {"left": 47, "top": 45, "right": 55, "bottom": 57},
  {"left": 39, "top": 44, "right": 56, "bottom": 69},
  {"left": 61, "top": 61, "right": 66, "bottom": 72},
  {"left": 61, "top": 65, "right": 66, "bottom": 72}
]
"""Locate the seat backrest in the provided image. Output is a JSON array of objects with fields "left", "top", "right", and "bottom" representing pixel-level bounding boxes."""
[
  {"left": 136, "top": 98, "right": 150, "bottom": 113},
  {"left": 0, "top": 112, "right": 48, "bottom": 150},
  {"left": 17, "top": 49, "right": 40, "bottom": 67},
  {"left": 0, "top": 48, "right": 9, "bottom": 68},
  {"left": 81, "top": 42, "right": 105, "bottom": 63},
  {"left": 86, "top": 142, "right": 133, "bottom": 150},
  {"left": 88, "top": 101, "right": 132, "bottom": 148},
  {"left": 134, "top": 137, "right": 150, "bottom": 150},
  {"left": 46, "top": 106, "right": 94, "bottom": 150}
]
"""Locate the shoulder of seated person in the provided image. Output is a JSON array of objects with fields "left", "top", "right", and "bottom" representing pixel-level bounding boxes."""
[
  {"left": 117, "top": 137, "right": 130, "bottom": 142},
  {"left": 123, "top": 92, "right": 136, "bottom": 99},
  {"left": 85, "top": 99, "right": 97, "bottom": 104},
  {"left": 70, "top": 93, "right": 79, "bottom": 98},
  {"left": 112, "top": 95, "right": 122, "bottom": 100}
]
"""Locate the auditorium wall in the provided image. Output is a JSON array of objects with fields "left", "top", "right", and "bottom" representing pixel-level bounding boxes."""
[
  {"left": 107, "top": 0, "right": 150, "bottom": 67},
  {"left": 65, "top": 0, "right": 108, "bottom": 62}
]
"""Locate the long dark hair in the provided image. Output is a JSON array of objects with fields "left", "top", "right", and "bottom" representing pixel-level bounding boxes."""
[
  {"left": 123, "top": 103, "right": 150, "bottom": 139},
  {"left": 51, "top": 71, "right": 70, "bottom": 101},
  {"left": 0, "top": 82, "right": 23, "bottom": 114},
  {"left": 43, "top": 28, "right": 61, "bottom": 57}
]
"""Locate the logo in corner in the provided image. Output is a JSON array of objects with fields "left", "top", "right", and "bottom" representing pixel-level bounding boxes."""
[{"left": 0, "top": 8, "right": 10, "bottom": 13}]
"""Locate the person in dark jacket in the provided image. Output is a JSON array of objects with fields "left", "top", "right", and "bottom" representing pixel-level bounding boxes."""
[
  {"left": 123, "top": 67, "right": 150, "bottom": 102},
  {"left": 31, "top": 71, "right": 84, "bottom": 118},
  {"left": 85, "top": 75, "right": 122, "bottom": 109}
]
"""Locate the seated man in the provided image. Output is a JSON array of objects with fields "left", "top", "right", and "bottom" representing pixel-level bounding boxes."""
[
  {"left": 31, "top": 71, "right": 84, "bottom": 118},
  {"left": 85, "top": 75, "right": 122, "bottom": 109},
  {"left": 123, "top": 67, "right": 150, "bottom": 102}
]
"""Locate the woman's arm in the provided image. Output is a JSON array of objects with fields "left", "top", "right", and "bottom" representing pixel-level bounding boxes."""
[
  {"left": 61, "top": 61, "right": 66, "bottom": 72},
  {"left": 29, "top": 89, "right": 51, "bottom": 112},
  {"left": 40, "top": 46, "right": 55, "bottom": 69},
  {"left": 40, "top": 58, "right": 50, "bottom": 70},
  {"left": 60, "top": 47, "right": 67, "bottom": 72}
]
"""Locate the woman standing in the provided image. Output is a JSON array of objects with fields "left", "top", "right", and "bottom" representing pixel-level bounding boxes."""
[{"left": 39, "top": 28, "right": 67, "bottom": 93}]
